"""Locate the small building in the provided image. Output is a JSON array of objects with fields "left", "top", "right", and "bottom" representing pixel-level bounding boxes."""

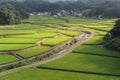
[
  {"left": 98, "top": 14, "right": 103, "bottom": 20},
  {"left": 29, "top": 13, "right": 34, "bottom": 16}
]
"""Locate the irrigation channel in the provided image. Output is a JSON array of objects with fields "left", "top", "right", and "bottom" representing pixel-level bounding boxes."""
[{"left": 0, "top": 32, "right": 94, "bottom": 76}]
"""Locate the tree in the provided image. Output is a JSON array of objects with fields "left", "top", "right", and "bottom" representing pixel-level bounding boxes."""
[
  {"left": 110, "top": 19, "right": 120, "bottom": 37},
  {"left": 83, "top": 1, "right": 120, "bottom": 18},
  {"left": 104, "top": 19, "right": 120, "bottom": 51},
  {"left": 0, "top": 3, "right": 29, "bottom": 25}
]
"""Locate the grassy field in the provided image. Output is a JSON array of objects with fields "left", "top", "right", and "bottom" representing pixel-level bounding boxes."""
[{"left": 0, "top": 16, "right": 119, "bottom": 80}]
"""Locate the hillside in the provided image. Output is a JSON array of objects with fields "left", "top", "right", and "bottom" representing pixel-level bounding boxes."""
[{"left": 0, "top": 0, "right": 120, "bottom": 3}]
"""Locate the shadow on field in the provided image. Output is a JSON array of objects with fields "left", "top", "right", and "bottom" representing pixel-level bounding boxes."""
[
  {"left": 37, "top": 66, "right": 120, "bottom": 77},
  {"left": 73, "top": 52, "right": 120, "bottom": 59}
]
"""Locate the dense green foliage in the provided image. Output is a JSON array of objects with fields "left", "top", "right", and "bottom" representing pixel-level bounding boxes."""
[
  {"left": 0, "top": 0, "right": 120, "bottom": 18},
  {"left": 104, "top": 19, "right": 120, "bottom": 51},
  {"left": 82, "top": 1, "right": 120, "bottom": 18},
  {"left": 0, "top": 3, "right": 29, "bottom": 25}
]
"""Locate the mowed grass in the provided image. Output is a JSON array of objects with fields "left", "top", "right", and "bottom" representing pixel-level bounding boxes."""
[
  {"left": 0, "top": 44, "right": 36, "bottom": 51},
  {"left": 84, "top": 36, "right": 104, "bottom": 44},
  {"left": 74, "top": 45, "right": 120, "bottom": 57},
  {"left": 0, "top": 38, "right": 39, "bottom": 44},
  {"left": 0, "top": 55, "right": 18, "bottom": 64},
  {"left": 42, "top": 35, "right": 72, "bottom": 46},
  {"left": 18, "top": 46, "right": 52, "bottom": 58}
]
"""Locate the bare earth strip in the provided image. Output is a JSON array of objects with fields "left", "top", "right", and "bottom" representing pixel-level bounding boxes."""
[{"left": 0, "top": 32, "right": 94, "bottom": 76}]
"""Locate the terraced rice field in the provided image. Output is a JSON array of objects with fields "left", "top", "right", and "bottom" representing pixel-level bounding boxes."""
[
  {"left": 18, "top": 46, "right": 52, "bottom": 58},
  {"left": 0, "top": 16, "right": 119, "bottom": 80},
  {"left": 84, "top": 36, "right": 104, "bottom": 45},
  {"left": 0, "top": 44, "right": 36, "bottom": 51},
  {"left": 42, "top": 35, "right": 72, "bottom": 46},
  {"left": 0, "top": 55, "right": 18, "bottom": 64},
  {"left": 0, "top": 17, "right": 81, "bottom": 64},
  {"left": 8, "top": 33, "right": 58, "bottom": 39}
]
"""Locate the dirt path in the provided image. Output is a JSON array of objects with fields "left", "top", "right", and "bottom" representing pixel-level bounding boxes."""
[{"left": 0, "top": 32, "right": 94, "bottom": 76}]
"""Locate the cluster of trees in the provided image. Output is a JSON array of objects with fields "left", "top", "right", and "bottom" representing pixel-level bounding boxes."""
[
  {"left": 104, "top": 19, "right": 120, "bottom": 51},
  {"left": 0, "top": 0, "right": 120, "bottom": 18},
  {"left": 19, "top": 0, "right": 88, "bottom": 12},
  {"left": 0, "top": 0, "right": 120, "bottom": 25},
  {"left": 0, "top": 3, "right": 29, "bottom": 25},
  {"left": 11, "top": 0, "right": 120, "bottom": 18},
  {"left": 82, "top": 1, "right": 120, "bottom": 18},
  {"left": 0, "top": 0, "right": 89, "bottom": 12}
]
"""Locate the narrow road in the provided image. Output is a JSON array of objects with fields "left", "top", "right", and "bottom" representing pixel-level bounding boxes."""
[{"left": 0, "top": 32, "right": 94, "bottom": 76}]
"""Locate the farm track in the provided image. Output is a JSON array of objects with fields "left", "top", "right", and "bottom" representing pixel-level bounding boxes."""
[{"left": 0, "top": 32, "right": 94, "bottom": 76}]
